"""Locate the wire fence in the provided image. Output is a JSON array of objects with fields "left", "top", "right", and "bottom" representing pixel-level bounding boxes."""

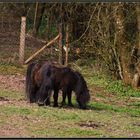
[
  {"left": 0, "top": 14, "right": 20, "bottom": 64},
  {"left": 0, "top": 13, "right": 53, "bottom": 65}
]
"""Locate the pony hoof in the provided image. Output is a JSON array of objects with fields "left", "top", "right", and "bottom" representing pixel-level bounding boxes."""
[
  {"left": 61, "top": 102, "right": 66, "bottom": 107},
  {"left": 80, "top": 106, "right": 87, "bottom": 110},
  {"left": 29, "top": 99, "right": 36, "bottom": 103},
  {"left": 38, "top": 103, "right": 44, "bottom": 106},
  {"left": 53, "top": 104, "right": 58, "bottom": 107},
  {"left": 45, "top": 102, "right": 50, "bottom": 106},
  {"left": 68, "top": 103, "right": 74, "bottom": 107}
]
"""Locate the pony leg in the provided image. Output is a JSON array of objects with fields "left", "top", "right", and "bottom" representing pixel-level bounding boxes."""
[
  {"left": 44, "top": 90, "right": 51, "bottom": 106},
  {"left": 61, "top": 91, "right": 66, "bottom": 107},
  {"left": 45, "top": 98, "right": 50, "bottom": 106},
  {"left": 67, "top": 90, "right": 73, "bottom": 107},
  {"left": 53, "top": 89, "right": 59, "bottom": 107}
]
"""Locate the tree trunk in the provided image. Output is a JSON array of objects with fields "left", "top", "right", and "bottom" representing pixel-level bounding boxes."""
[
  {"left": 33, "top": 2, "right": 38, "bottom": 35},
  {"left": 45, "top": 14, "right": 51, "bottom": 42},
  {"left": 136, "top": 4, "right": 140, "bottom": 51},
  {"left": 32, "top": 3, "right": 46, "bottom": 37},
  {"left": 58, "top": 4, "right": 65, "bottom": 65},
  {"left": 65, "top": 24, "right": 69, "bottom": 65},
  {"left": 114, "top": 3, "right": 132, "bottom": 85},
  {"left": 131, "top": 73, "right": 140, "bottom": 89},
  {"left": 131, "top": 4, "right": 140, "bottom": 88}
]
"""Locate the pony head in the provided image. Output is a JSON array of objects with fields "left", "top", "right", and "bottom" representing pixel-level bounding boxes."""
[
  {"left": 37, "top": 78, "right": 53, "bottom": 106},
  {"left": 37, "top": 64, "right": 53, "bottom": 106},
  {"left": 75, "top": 71, "right": 90, "bottom": 109}
]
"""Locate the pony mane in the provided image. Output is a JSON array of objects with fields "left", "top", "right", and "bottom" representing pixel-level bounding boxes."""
[
  {"left": 75, "top": 71, "right": 88, "bottom": 90},
  {"left": 41, "top": 64, "right": 52, "bottom": 78},
  {"left": 62, "top": 67, "right": 72, "bottom": 73},
  {"left": 51, "top": 65, "right": 72, "bottom": 74}
]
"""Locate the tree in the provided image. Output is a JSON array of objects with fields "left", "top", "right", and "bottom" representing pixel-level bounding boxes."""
[
  {"left": 131, "top": 3, "right": 140, "bottom": 88},
  {"left": 32, "top": 3, "right": 46, "bottom": 36},
  {"left": 114, "top": 3, "right": 132, "bottom": 85}
]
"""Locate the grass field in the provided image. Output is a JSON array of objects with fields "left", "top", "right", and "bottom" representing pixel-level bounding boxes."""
[{"left": 0, "top": 65, "right": 140, "bottom": 138}]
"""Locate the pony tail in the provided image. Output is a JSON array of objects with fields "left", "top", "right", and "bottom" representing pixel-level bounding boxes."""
[{"left": 25, "top": 62, "right": 37, "bottom": 101}]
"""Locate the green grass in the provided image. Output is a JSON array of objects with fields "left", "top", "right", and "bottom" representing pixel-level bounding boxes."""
[
  {"left": 128, "top": 101, "right": 140, "bottom": 107},
  {"left": 89, "top": 102, "right": 140, "bottom": 117},
  {"left": 0, "top": 89, "right": 140, "bottom": 137},
  {"left": 0, "top": 64, "right": 26, "bottom": 75},
  {"left": 0, "top": 89, "right": 24, "bottom": 100},
  {"left": 81, "top": 66, "right": 140, "bottom": 98},
  {"left": 82, "top": 67, "right": 111, "bottom": 88}
]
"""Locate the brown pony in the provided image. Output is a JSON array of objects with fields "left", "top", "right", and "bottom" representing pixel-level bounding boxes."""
[
  {"left": 36, "top": 63, "right": 90, "bottom": 109},
  {"left": 26, "top": 61, "right": 90, "bottom": 109}
]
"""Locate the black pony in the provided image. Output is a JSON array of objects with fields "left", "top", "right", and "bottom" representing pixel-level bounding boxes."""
[
  {"left": 25, "top": 61, "right": 54, "bottom": 105},
  {"left": 37, "top": 64, "right": 90, "bottom": 109},
  {"left": 26, "top": 61, "right": 90, "bottom": 109}
]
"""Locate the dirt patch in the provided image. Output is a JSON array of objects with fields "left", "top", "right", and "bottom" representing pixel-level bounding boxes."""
[
  {"left": 0, "top": 98, "right": 32, "bottom": 107},
  {"left": 0, "top": 97, "right": 9, "bottom": 105},
  {"left": 0, "top": 74, "right": 25, "bottom": 92},
  {"left": 0, "top": 74, "right": 26, "bottom": 106},
  {"left": 0, "top": 97, "right": 9, "bottom": 101},
  {"left": 133, "top": 122, "right": 140, "bottom": 127},
  {"left": 78, "top": 121, "right": 105, "bottom": 129},
  {"left": 8, "top": 100, "right": 31, "bottom": 107},
  {"left": 0, "top": 125, "right": 26, "bottom": 137}
]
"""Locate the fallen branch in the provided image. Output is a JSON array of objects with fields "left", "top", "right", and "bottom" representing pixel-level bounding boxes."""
[{"left": 25, "top": 34, "right": 60, "bottom": 64}]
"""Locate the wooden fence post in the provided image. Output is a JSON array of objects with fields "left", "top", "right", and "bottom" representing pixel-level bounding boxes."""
[{"left": 19, "top": 16, "right": 26, "bottom": 64}]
